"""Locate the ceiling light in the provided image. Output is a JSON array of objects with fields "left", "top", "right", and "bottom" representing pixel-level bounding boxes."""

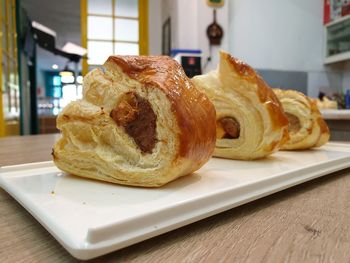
[
  {"left": 52, "top": 64, "right": 59, "bottom": 70},
  {"left": 59, "top": 71, "right": 73, "bottom": 77},
  {"left": 62, "top": 42, "right": 87, "bottom": 56},
  {"left": 59, "top": 65, "right": 73, "bottom": 77},
  {"left": 32, "top": 21, "right": 57, "bottom": 37}
]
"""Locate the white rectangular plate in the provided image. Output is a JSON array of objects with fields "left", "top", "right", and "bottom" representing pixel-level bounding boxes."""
[{"left": 1, "top": 143, "right": 350, "bottom": 260}]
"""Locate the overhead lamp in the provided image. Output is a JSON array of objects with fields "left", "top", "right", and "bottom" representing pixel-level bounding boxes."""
[
  {"left": 59, "top": 66, "right": 73, "bottom": 77},
  {"left": 52, "top": 64, "right": 59, "bottom": 70},
  {"left": 32, "top": 21, "right": 57, "bottom": 52},
  {"left": 59, "top": 65, "right": 74, "bottom": 83},
  {"left": 62, "top": 42, "right": 87, "bottom": 57},
  {"left": 59, "top": 71, "right": 73, "bottom": 77}
]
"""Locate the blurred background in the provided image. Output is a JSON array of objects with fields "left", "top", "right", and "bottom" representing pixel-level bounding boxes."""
[{"left": 1, "top": 0, "right": 350, "bottom": 139}]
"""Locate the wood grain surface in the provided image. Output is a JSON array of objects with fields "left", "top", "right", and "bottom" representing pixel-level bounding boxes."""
[{"left": 0, "top": 135, "right": 349, "bottom": 262}]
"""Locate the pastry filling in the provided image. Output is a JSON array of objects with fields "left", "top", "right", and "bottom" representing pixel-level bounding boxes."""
[
  {"left": 285, "top": 113, "right": 301, "bottom": 133},
  {"left": 219, "top": 117, "right": 240, "bottom": 139},
  {"left": 110, "top": 92, "right": 157, "bottom": 153}
]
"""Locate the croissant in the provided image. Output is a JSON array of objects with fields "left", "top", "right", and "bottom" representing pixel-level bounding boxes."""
[
  {"left": 192, "top": 51, "right": 289, "bottom": 160},
  {"left": 53, "top": 55, "right": 216, "bottom": 187},
  {"left": 273, "top": 89, "right": 330, "bottom": 150}
]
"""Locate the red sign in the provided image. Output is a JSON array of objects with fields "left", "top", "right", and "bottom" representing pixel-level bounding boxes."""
[{"left": 324, "top": 0, "right": 330, "bottom": 25}]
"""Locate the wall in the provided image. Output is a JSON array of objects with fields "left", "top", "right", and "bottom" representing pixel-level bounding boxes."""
[
  {"left": 161, "top": 0, "right": 178, "bottom": 53},
  {"left": 148, "top": 0, "right": 162, "bottom": 55},
  {"left": 307, "top": 68, "right": 343, "bottom": 97},
  {"left": 157, "top": 0, "right": 346, "bottom": 95},
  {"left": 197, "top": 1, "right": 229, "bottom": 72},
  {"left": 228, "top": 0, "right": 348, "bottom": 97},
  {"left": 22, "top": 0, "right": 81, "bottom": 71},
  {"left": 229, "top": 0, "right": 324, "bottom": 71},
  {"left": 343, "top": 74, "right": 350, "bottom": 93},
  {"left": 175, "top": 0, "right": 199, "bottom": 50},
  {"left": 343, "top": 62, "right": 350, "bottom": 93},
  {"left": 160, "top": 0, "right": 229, "bottom": 72}
]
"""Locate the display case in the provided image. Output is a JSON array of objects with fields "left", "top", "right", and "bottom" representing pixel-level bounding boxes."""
[{"left": 324, "top": 14, "right": 350, "bottom": 64}]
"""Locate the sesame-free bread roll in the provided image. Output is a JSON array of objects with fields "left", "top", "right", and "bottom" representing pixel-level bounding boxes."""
[
  {"left": 273, "top": 89, "right": 330, "bottom": 150},
  {"left": 53, "top": 55, "right": 216, "bottom": 187},
  {"left": 192, "top": 51, "right": 289, "bottom": 160}
]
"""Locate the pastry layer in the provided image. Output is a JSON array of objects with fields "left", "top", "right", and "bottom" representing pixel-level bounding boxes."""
[
  {"left": 192, "top": 51, "right": 289, "bottom": 160},
  {"left": 273, "top": 89, "right": 330, "bottom": 150},
  {"left": 53, "top": 55, "right": 216, "bottom": 187}
]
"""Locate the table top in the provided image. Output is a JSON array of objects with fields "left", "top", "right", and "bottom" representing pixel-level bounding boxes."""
[{"left": 0, "top": 134, "right": 349, "bottom": 262}]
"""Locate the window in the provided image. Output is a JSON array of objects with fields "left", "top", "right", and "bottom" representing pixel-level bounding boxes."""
[
  {"left": 82, "top": 0, "right": 148, "bottom": 73},
  {"left": 0, "top": 0, "right": 19, "bottom": 136}
]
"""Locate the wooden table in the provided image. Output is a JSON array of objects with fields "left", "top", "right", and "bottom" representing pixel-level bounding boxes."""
[{"left": 0, "top": 134, "right": 349, "bottom": 262}]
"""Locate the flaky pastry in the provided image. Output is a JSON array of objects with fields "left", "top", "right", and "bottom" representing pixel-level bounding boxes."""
[
  {"left": 273, "top": 89, "right": 330, "bottom": 150},
  {"left": 192, "top": 51, "right": 289, "bottom": 160},
  {"left": 53, "top": 55, "right": 216, "bottom": 187}
]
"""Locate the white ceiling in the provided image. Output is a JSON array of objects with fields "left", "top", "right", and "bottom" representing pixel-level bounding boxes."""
[{"left": 22, "top": 0, "right": 82, "bottom": 71}]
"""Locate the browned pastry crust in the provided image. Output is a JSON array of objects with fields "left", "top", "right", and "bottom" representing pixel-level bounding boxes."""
[
  {"left": 192, "top": 51, "right": 289, "bottom": 160},
  {"left": 105, "top": 56, "right": 216, "bottom": 165},
  {"left": 53, "top": 55, "right": 216, "bottom": 187},
  {"left": 273, "top": 89, "right": 330, "bottom": 150},
  {"left": 221, "top": 52, "right": 290, "bottom": 150}
]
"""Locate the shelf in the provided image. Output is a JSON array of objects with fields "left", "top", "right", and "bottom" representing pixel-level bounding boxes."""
[
  {"left": 325, "top": 14, "right": 350, "bottom": 27},
  {"left": 328, "top": 36, "right": 350, "bottom": 42},
  {"left": 321, "top": 109, "right": 350, "bottom": 120},
  {"left": 324, "top": 15, "right": 350, "bottom": 65},
  {"left": 324, "top": 50, "right": 350, "bottom": 64}
]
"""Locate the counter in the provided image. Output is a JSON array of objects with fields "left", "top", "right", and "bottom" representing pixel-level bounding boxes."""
[
  {"left": 0, "top": 134, "right": 349, "bottom": 262},
  {"left": 321, "top": 110, "right": 350, "bottom": 141},
  {"left": 321, "top": 109, "right": 350, "bottom": 120}
]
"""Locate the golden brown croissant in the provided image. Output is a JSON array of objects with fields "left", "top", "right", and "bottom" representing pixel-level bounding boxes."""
[
  {"left": 192, "top": 51, "right": 289, "bottom": 160},
  {"left": 53, "top": 55, "right": 216, "bottom": 187},
  {"left": 273, "top": 89, "right": 330, "bottom": 150}
]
